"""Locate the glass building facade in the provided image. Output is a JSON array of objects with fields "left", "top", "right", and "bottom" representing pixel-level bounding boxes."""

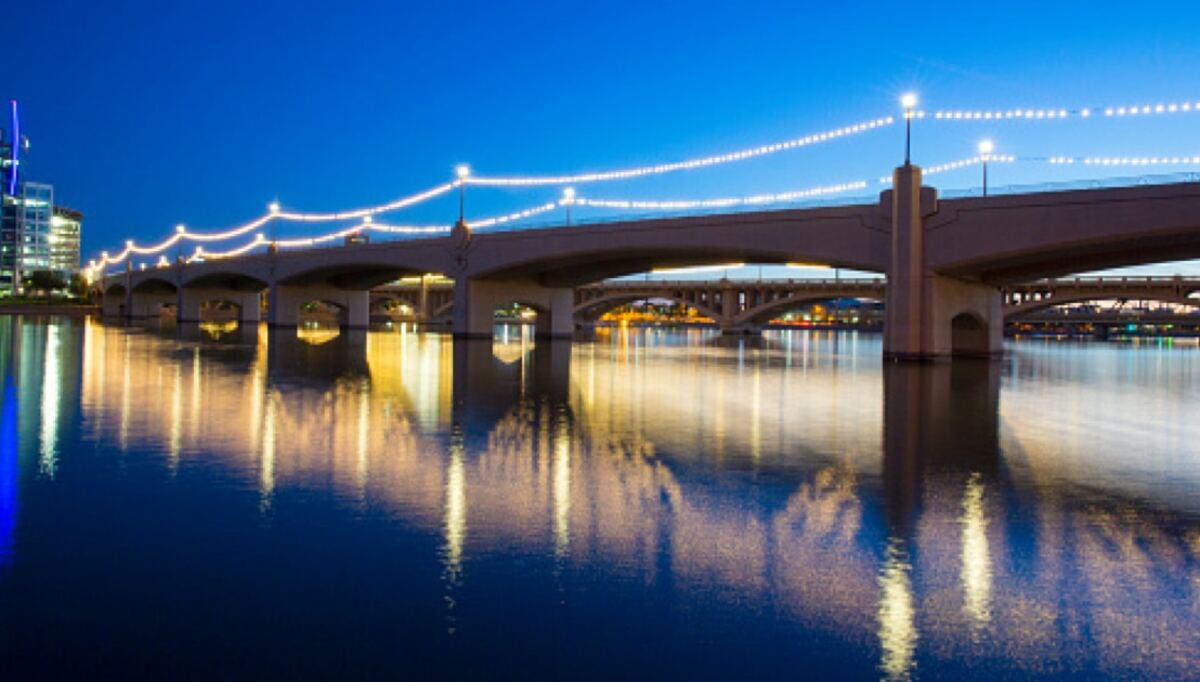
[
  {"left": 49, "top": 206, "right": 82, "bottom": 276},
  {"left": 1, "top": 182, "right": 54, "bottom": 294}
]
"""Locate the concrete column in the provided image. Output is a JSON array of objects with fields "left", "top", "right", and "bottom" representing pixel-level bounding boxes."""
[
  {"left": 345, "top": 290, "right": 370, "bottom": 329},
  {"left": 240, "top": 292, "right": 262, "bottom": 323},
  {"left": 267, "top": 282, "right": 369, "bottom": 328},
  {"left": 453, "top": 277, "right": 575, "bottom": 339},
  {"left": 177, "top": 289, "right": 204, "bottom": 323},
  {"left": 101, "top": 292, "right": 125, "bottom": 317},
  {"left": 267, "top": 283, "right": 302, "bottom": 327},
  {"left": 883, "top": 165, "right": 1003, "bottom": 360},
  {"left": 129, "top": 291, "right": 176, "bottom": 319}
]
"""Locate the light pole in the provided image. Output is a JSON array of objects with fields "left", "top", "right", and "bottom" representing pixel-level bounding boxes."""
[
  {"left": 455, "top": 164, "right": 471, "bottom": 223},
  {"left": 174, "top": 224, "right": 185, "bottom": 266},
  {"left": 978, "top": 140, "right": 995, "bottom": 196},
  {"left": 901, "top": 93, "right": 918, "bottom": 166},
  {"left": 563, "top": 187, "right": 575, "bottom": 226}
]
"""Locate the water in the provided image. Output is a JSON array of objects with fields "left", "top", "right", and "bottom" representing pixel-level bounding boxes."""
[{"left": 1, "top": 316, "right": 1199, "bottom": 680}]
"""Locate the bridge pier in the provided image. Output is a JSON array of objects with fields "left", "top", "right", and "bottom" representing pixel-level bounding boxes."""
[
  {"left": 267, "top": 283, "right": 370, "bottom": 328},
  {"left": 884, "top": 165, "right": 1003, "bottom": 360},
  {"left": 128, "top": 291, "right": 176, "bottom": 319},
  {"left": 177, "top": 288, "right": 263, "bottom": 324},
  {"left": 453, "top": 277, "right": 574, "bottom": 339}
]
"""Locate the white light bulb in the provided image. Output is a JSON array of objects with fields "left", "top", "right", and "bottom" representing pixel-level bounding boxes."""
[
  {"left": 978, "top": 140, "right": 995, "bottom": 156},
  {"left": 455, "top": 164, "right": 471, "bottom": 179},
  {"left": 900, "top": 93, "right": 918, "bottom": 109}
]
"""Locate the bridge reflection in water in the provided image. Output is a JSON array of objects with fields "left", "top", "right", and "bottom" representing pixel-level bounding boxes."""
[{"left": 53, "top": 318, "right": 1200, "bottom": 678}]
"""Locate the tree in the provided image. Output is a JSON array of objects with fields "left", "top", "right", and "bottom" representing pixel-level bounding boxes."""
[
  {"left": 68, "top": 273, "right": 89, "bottom": 301},
  {"left": 22, "top": 270, "right": 67, "bottom": 302}
]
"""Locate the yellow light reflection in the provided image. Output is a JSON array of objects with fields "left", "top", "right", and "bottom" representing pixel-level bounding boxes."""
[
  {"left": 961, "top": 472, "right": 992, "bottom": 629},
  {"left": 552, "top": 410, "right": 571, "bottom": 558},
  {"left": 38, "top": 324, "right": 61, "bottom": 477},
  {"left": 878, "top": 538, "right": 918, "bottom": 681}
]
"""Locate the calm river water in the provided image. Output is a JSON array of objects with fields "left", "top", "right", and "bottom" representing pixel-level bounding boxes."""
[{"left": 1, "top": 316, "right": 1198, "bottom": 679}]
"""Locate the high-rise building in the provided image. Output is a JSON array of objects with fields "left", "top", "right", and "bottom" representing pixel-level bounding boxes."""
[
  {"left": 50, "top": 206, "right": 82, "bottom": 276},
  {"left": 1, "top": 100, "right": 81, "bottom": 294}
]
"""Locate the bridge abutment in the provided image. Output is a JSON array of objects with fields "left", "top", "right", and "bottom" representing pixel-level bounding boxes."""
[
  {"left": 453, "top": 278, "right": 574, "bottom": 339},
  {"left": 884, "top": 165, "right": 1003, "bottom": 360}
]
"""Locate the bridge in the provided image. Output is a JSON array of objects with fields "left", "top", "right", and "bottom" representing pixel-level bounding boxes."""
[
  {"left": 99, "top": 170, "right": 1200, "bottom": 359},
  {"left": 369, "top": 275, "right": 1200, "bottom": 329}
]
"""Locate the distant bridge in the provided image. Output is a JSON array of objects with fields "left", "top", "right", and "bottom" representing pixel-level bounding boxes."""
[
  {"left": 100, "top": 171, "right": 1200, "bottom": 359},
  {"left": 369, "top": 275, "right": 1200, "bottom": 330}
]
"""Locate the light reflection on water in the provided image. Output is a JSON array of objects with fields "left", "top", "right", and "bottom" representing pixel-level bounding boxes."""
[{"left": 0, "top": 316, "right": 1198, "bottom": 679}]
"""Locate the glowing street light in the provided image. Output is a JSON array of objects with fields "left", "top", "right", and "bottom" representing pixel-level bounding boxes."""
[
  {"left": 455, "top": 164, "right": 471, "bottom": 223},
  {"left": 901, "top": 93, "right": 918, "bottom": 165},
  {"left": 563, "top": 187, "right": 576, "bottom": 225},
  {"left": 978, "top": 140, "right": 995, "bottom": 196}
]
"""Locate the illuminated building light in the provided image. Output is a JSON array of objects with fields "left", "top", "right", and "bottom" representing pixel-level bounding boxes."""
[{"left": 467, "top": 116, "right": 894, "bottom": 186}]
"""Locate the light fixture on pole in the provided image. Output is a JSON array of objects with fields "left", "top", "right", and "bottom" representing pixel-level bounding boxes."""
[
  {"left": 978, "top": 140, "right": 995, "bottom": 196},
  {"left": 900, "top": 93, "right": 918, "bottom": 165},
  {"left": 455, "top": 164, "right": 471, "bottom": 223},
  {"left": 563, "top": 187, "right": 576, "bottom": 225}
]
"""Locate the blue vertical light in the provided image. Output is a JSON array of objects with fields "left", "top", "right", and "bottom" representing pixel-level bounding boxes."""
[
  {"left": 7, "top": 100, "right": 19, "bottom": 196},
  {"left": 0, "top": 373, "right": 17, "bottom": 566}
]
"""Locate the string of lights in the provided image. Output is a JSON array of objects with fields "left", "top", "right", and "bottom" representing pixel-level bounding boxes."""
[
  {"left": 272, "top": 181, "right": 460, "bottom": 222},
  {"left": 465, "top": 117, "right": 894, "bottom": 187},
  {"left": 878, "top": 155, "right": 1016, "bottom": 184},
  {"left": 90, "top": 91, "right": 1200, "bottom": 273},
  {"left": 1046, "top": 155, "right": 1200, "bottom": 166},
  {"left": 570, "top": 181, "right": 869, "bottom": 211},
  {"left": 919, "top": 99, "right": 1200, "bottom": 121}
]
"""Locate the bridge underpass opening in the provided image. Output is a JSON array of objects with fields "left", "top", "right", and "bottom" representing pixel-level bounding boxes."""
[
  {"left": 951, "top": 312, "right": 991, "bottom": 358},
  {"left": 764, "top": 299, "right": 885, "bottom": 329}
]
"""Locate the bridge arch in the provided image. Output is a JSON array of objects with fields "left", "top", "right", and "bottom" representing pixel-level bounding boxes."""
[
  {"left": 951, "top": 312, "right": 992, "bottom": 357},
  {"left": 573, "top": 293, "right": 722, "bottom": 324},
  {"left": 1004, "top": 292, "right": 1200, "bottom": 319},
  {"left": 731, "top": 293, "right": 884, "bottom": 328}
]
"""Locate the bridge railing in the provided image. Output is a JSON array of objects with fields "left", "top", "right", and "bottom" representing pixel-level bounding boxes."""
[
  {"left": 1014, "top": 275, "right": 1200, "bottom": 286},
  {"left": 590, "top": 278, "right": 886, "bottom": 287}
]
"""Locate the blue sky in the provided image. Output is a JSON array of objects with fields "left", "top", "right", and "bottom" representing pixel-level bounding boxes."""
[{"left": 6, "top": 0, "right": 1200, "bottom": 276}]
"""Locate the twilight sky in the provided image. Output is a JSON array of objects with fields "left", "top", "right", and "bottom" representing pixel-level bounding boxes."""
[{"left": 6, "top": 0, "right": 1200, "bottom": 276}]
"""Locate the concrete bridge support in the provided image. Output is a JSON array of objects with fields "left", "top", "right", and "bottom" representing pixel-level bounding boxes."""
[
  {"left": 177, "top": 289, "right": 262, "bottom": 324},
  {"left": 267, "top": 283, "right": 370, "bottom": 328},
  {"left": 453, "top": 278, "right": 574, "bottom": 339},
  {"left": 101, "top": 287, "right": 128, "bottom": 318},
  {"left": 884, "top": 165, "right": 1003, "bottom": 360},
  {"left": 129, "top": 291, "right": 176, "bottom": 319}
]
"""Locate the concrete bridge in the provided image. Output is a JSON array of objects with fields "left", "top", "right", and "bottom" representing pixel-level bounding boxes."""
[
  {"left": 100, "top": 166, "right": 1200, "bottom": 359},
  {"left": 369, "top": 275, "right": 1200, "bottom": 329}
]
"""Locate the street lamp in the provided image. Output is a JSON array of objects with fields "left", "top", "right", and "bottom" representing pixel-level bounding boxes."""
[
  {"left": 901, "top": 93, "right": 918, "bottom": 165},
  {"left": 978, "top": 140, "right": 995, "bottom": 196},
  {"left": 455, "top": 164, "right": 471, "bottom": 223},
  {"left": 563, "top": 187, "right": 576, "bottom": 225}
]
